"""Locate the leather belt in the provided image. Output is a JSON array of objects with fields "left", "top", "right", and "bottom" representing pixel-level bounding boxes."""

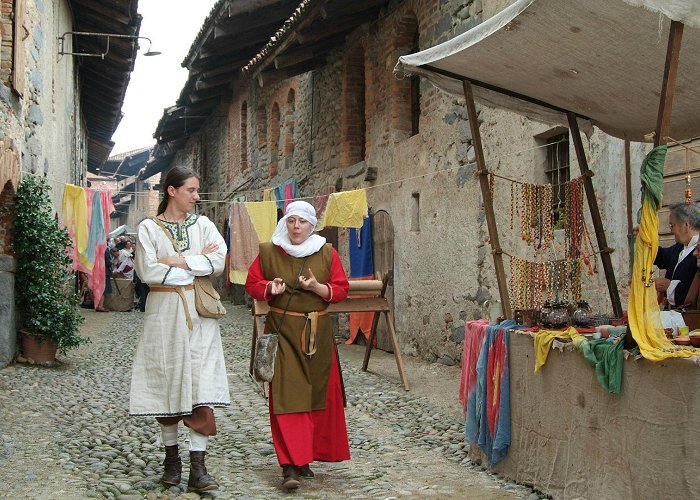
[
  {"left": 150, "top": 284, "right": 195, "bottom": 292},
  {"left": 150, "top": 284, "right": 195, "bottom": 329},
  {"left": 268, "top": 307, "right": 328, "bottom": 356}
]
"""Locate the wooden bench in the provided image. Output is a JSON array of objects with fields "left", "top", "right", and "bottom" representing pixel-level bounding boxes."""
[{"left": 249, "top": 274, "right": 409, "bottom": 391}]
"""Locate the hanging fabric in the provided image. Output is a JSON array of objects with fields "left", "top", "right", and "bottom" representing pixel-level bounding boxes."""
[
  {"left": 628, "top": 146, "right": 697, "bottom": 361},
  {"left": 62, "top": 184, "right": 89, "bottom": 258},
  {"left": 229, "top": 201, "right": 277, "bottom": 284},
  {"left": 317, "top": 189, "right": 368, "bottom": 229},
  {"left": 347, "top": 209, "right": 375, "bottom": 345}
]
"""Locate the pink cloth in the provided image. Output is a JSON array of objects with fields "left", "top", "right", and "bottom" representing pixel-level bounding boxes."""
[
  {"left": 283, "top": 182, "right": 295, "bottom": 211},
  {"left": 87, "top": 191, "right": 114, "bottom": 308},
  {"left": 459, "top": 320, "right": 490, "bottom": 413}
]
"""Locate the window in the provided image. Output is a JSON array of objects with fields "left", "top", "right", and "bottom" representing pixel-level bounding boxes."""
[
  {"left": 269, "top": 102, "right": 280, "bottom": 176},
  {"left": 240, "top": 101, "right": 248, "bottom": 172},
  {"left": 545, "top": 133, "right": 570, "bottom": 225},
  {"left": 341, "top": 45, "right": 366, "bottom": 167},
  {"left": 410, "top": 30, "right": 420, "bottom": 136}
]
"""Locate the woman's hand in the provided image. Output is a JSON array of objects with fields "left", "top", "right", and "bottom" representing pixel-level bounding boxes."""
[
  {"left": 268, "top": 278, "right": 286, "bottom": 296},
  {"left": 299, "top": 268, "right": 330, "bottom": 299},
  {"left": 655, "top": 277, "right": 671, "bottom": 293},
  {"left": 202, "top": 243, "right": 219, "bottom": 255}
]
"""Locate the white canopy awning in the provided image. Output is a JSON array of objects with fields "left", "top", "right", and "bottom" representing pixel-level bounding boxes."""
[{"left": 395, "top": 0, "right": 700, "bottom": 142}]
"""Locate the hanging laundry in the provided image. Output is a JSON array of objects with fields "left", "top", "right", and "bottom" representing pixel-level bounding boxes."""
[
  {"left": 317, "top": 189, "right": 368, "bottom": 229},
  {"left": 62, "top": 184, "right": 89, "bottom": 256},
  {"left": 313, "top": 185, "right": 335, "bottom": 223},
  {"left": 347, "top": 210, "right": 375, "bottom": 345},
  {"left": 459, "top": 320, "right": 489, "bottom": 414},
  {"left": 263, "top": 188, "right": 276, "bottom": 203},
  {"left": 83, "top": 190, "right": 105, "bottom": 270},
  {"left": 224, "top": 218, "right": 231, "bottom": 288},
  {"left": 229, "top": 201, "right": 277, "bottom": 284},
  {"left": 271, "top": 178, "right": 299, "bottom": 210},
  {"left": 476, "top": 322, "right": 513, "bottom": 467},
  {"left": 464, "top": 320, "right": 516, "bottom": 468},
  {"left": 87, "top": 191, "right": 114, "bottom": 310}
]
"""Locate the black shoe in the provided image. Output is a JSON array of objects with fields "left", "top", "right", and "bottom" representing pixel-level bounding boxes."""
[
  {"left": 282, "top": 465, "right": 300, "bottom": 490},
  {"left": 298, "top": 464, "right": 314, "bottom": 478}
]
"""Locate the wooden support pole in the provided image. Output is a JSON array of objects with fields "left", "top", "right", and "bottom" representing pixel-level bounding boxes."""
[
  {"left": 462, "top": 80, "right": 512, "bottom": 319},
  {"left": 567, "top": 113, "right": 623, "bottom": 317},
  {"left": 625, "top": 140, "right": 634, "bottom": 277},
  {"left": 654, "top": 20, "right": 684, "bottom": 147}
]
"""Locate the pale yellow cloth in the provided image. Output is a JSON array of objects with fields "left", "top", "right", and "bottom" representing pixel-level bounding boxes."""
[
  {"left": 628, "top": 198, "right": 697, "bottom": 361},
  {"left": 61, "top": 184, "right": 88, "bottom": 254},
  {"left": 317, "top": 189, "right": 368, "bottom": 229},
  {"left": 533, "top": 326, "right": 583, "bottom": 372},
  {"left": 262, "top": 188, "right": 275, "bottom": 202},
  {"left": 229, "top": 201, "right": 277, "bottom": 284}
]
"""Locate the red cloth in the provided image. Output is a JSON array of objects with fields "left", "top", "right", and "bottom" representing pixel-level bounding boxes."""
[
  {"left": 269, "top": 349, "right": 350, "bottom": 465},
  {"left": 87, "top": 191, "right": 114, "bottom": 309},
  {"left": 459, "top": 320, "right": 489, "bottom": 412},
  {"left": 246, "top": 245, "right": 349, "bottom": 303}
]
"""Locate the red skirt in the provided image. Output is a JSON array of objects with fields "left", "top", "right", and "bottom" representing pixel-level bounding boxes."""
[{"left": 269, "top": 349, "right": 350, "bottom": 466}]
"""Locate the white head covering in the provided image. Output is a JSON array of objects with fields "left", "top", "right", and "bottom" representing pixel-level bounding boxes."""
[{"left": 271, "top": 201, "right": 326, "bottom": 258}]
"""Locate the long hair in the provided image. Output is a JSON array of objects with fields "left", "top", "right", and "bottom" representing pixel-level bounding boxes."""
[{"left": 157, "top": 166, "right": 199, "bottom": 215}]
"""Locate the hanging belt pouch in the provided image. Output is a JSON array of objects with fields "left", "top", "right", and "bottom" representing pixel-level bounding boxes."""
[{"left": 254, "top": 258, "right": 307, "bottom": 382}]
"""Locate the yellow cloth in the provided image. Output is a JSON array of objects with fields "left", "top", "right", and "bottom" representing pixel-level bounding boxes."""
[
  {"left": 61, "top": 184, "right": 88, "bottom": 254},
  {"left": 262, "top": 188, "right": 275, "bottom": 203},
  {"left": 245, "top": 201, "right": 276, "bottom": 242},
  {"left": 628, "top": 198, "right": 697, "bottom": 360},
  {"left": 533, "top": 326, "right": 584, "bottom": 372},
  {"left": 318, "top": 189, "right": 368, "bottom": 229},
  {"left": 229, "top": 201, "right": 277, "bottom": 285}
]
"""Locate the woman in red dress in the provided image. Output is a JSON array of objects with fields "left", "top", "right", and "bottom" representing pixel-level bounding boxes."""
[{"left": 246, "top": 200, "right": 350, "bottom": 490}]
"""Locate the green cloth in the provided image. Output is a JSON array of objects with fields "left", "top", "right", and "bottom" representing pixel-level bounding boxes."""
[
  {"left": 577, "top": 339, "right": 624, "bottom": 394},
  {"left": 639, "top": 145, "right": 667, "bottom": 213}
]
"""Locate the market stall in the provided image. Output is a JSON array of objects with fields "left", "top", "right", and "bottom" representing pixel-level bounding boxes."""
[{"left": 395, "top": 0, "right": 700, "bottom": 497}]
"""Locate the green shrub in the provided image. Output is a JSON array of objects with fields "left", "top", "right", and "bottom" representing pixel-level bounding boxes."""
[{"left": 13, "top": 175, "right": 89, "bottom": 354}]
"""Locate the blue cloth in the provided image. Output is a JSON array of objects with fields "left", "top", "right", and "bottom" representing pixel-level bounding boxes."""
[
  {"left": 349, "top": 210, "right": 374, "bottom": 278},
  {"left": 467, "top": 319, "right": 517, "bottom": 467},
  {"left": 273, "top": 178, "right": 299, "bottom": 209},
  {"left": 84, "top": 193, "right": 104, "bottom": 266}
]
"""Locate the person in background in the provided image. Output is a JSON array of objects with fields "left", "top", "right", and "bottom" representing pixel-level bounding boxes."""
[
  {"left": 245, "top": 201, "right": 350, "bottom": 491},
  {"left": 129, "top": 166, "right": 229, "bottom": 492},
  {"left": 654, "top": 202, "right": 700, "bottom": 309}
]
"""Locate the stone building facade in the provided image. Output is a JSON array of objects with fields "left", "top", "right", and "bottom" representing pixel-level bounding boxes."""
[
  {"left": 0, "top": 0, "right": 140, "bottom": 366},
  {"left": 166, "top": 0, "right": 648, "bottom": 364}
]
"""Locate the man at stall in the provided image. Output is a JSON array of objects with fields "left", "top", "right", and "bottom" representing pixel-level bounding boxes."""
[{"left": 654, "top": 202, "right": 700, "bottom": 309}]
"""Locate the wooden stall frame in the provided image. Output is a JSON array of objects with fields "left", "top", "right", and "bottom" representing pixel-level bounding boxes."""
[{"left": 249, "top": 274, "right": 410, "bottom": 392}]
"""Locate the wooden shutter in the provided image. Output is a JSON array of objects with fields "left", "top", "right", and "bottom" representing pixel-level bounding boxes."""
[
  {"left": 372, "top": 210, "right": 395, "bottom": 352},
  {"left": 12, "top": 0, "right": 27, "bottom": 96}
]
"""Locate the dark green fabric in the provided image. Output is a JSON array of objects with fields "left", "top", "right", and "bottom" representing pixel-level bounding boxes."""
[
  {"left": 578, "top": 339, "right": 624, "bottom": 394},
  {"left": 639, "top": 145, "right": 667, "bottom": 212}
]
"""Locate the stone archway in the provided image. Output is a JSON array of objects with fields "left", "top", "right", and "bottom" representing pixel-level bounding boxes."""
[{"left": 372, "top": 210, "right": 395, "bottom": 352}]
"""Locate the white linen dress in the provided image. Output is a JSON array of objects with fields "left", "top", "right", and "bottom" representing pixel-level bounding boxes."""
[{"left": 129, "top": 214, "right": 230, "bottom": 417}]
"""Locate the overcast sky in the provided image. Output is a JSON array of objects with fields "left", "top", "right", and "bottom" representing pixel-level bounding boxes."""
[{"left": 110, "top": 0, "right": 219, "bottom": 155}]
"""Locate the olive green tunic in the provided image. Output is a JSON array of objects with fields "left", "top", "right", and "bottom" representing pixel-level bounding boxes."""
[{"left": 259, "top": 242, "right": 335, "bottom": 414}]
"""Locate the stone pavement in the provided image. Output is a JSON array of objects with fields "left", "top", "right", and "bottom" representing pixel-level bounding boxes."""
[{"left": 0, "top": 306, "right": 541, "bottom": 499}]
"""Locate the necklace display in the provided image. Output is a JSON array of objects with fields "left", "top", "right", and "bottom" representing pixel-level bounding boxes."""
[{"left": 492, "top": 173, "right": 593, "bottom": 309}]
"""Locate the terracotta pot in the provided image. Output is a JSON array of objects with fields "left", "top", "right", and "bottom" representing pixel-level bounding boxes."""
[{"left": 20, "top": 329, "right": 58, "bottom": 362}]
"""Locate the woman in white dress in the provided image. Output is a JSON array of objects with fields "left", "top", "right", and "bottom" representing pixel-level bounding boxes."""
[{"left": 129, "top": 166, "right": 230, "bottom": 492}]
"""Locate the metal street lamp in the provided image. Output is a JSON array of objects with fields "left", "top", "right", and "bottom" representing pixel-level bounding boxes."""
[{"left": 58, "top": 31, "right": 161, "bottom": 59}]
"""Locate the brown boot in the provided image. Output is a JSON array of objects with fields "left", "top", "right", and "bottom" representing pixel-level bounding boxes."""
[
  {"left": 282, "top": 465, "right": 300, "bottom": 490},
  {"left": 298, "top": 464, "right": 315, "bottom": 478},
  {"left": 187, "top": 451, "right": 219, "bottom": 492},
  {"left": 160, "top": 445, "right": 182, "bottom": 485}
]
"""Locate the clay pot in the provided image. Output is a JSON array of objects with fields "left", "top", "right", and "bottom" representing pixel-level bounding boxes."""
[{"left": 20, "top": 329, "right": 58, "bottom": 362}]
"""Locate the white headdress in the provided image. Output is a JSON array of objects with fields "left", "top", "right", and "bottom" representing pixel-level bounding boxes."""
[{"left": 271, "top": 201, "right": 326, "bottom": 257}]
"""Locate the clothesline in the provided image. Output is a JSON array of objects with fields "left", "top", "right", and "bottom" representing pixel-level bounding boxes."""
[{"left": 100, "top": 138, "right": 570, "bottom": 201}]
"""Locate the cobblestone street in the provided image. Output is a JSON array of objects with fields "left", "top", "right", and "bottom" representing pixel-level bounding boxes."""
[{"left": 0, "top": 306, "right": 539, "bottom": 499}]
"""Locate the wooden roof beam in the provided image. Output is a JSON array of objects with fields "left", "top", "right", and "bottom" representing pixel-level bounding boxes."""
[
  {"left": 274, "top": 34, "right": 346, "bottom": 69},
  {"left": 296, "top": 10, "right": 380, "bottom": 44},
  {"left": 258, "top": 59, "right": 322, "bottom": 87}
]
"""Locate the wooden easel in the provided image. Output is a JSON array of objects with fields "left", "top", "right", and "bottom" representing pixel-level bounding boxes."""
[{"left": 249, "top": 274, "right": 410, "bottom": 391}]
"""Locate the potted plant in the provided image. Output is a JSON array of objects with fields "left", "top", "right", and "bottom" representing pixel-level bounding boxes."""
[{"left": 13, "top": 174, "right": 89, "bottom": 361}]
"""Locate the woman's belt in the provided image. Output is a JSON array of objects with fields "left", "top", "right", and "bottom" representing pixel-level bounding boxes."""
[
  {"left": 150, "top": 284, "right": 195, "bottom": 292},
  {"left": 268, "top": 306, "right": 328, "bottom": 356},
  {"left": 149, "top": 284, "right": 195, "bottom": 330}
]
